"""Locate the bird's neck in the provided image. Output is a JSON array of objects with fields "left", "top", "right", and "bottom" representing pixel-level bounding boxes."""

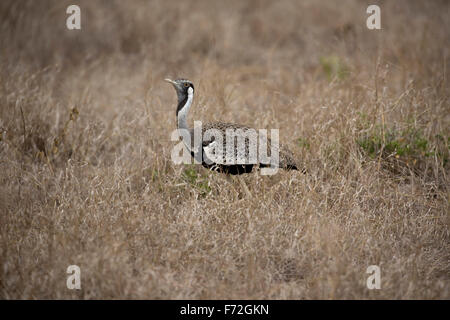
[{"left": 176, "top": 89, "right": 194, "bottom": 131}]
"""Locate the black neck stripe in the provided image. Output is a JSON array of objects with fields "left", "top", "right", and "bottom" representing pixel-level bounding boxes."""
[{"left": 176, "top": 95, "right": 189, "bottom": 117}]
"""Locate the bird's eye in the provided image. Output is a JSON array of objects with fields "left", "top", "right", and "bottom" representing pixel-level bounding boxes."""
[{"left": 184, "top": 83, "right": 190, "bottom": 87}]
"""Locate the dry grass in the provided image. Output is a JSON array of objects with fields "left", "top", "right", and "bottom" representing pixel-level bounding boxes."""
[{"left": 0, "top": 0, "right": 449, "bottom": 299}]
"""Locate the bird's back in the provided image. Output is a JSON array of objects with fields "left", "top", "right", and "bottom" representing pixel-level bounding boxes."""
[{"left": 196, "top": 122, "right": 298, "bottom": 170}]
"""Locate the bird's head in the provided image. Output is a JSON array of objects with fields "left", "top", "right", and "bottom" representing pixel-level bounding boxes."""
[{"left": 164, "top": 78, "right": 194, "bottom": 103}]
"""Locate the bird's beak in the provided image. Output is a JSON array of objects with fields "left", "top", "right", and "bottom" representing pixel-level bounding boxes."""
[{"left": 164, "top": 78, "right": 177, "bottom": 85}]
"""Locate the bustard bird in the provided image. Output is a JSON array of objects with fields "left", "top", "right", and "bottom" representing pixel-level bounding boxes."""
[{"left": 165, "top": 78, "right": 298, "bottom": 175}]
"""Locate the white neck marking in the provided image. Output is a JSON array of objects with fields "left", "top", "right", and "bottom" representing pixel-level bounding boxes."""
[
  {"left": 177, "top": 87, "right": 194, "bottom": 130},
  {"left": 177, "top": 87, "right": 194, "bottom": 153}
]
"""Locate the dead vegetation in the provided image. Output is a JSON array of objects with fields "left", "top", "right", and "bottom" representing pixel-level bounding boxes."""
[{"left": 0, "top": 0, "right": 449, "bottom": 299}]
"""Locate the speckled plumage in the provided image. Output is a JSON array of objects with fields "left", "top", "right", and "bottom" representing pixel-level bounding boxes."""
[{"left": 165, "top": 78, "right": 299, "bottom": 174}]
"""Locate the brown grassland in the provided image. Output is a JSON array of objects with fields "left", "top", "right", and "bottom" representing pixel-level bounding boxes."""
[{"left": 0, "top": 0, "right": 449, "bottom": 299}]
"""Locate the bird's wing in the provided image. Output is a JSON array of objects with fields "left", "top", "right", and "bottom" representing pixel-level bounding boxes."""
[
  {"left": 201, "top": 122, "right": 262, "bottom": 165},
  {"left": 195, "top": 122, "right": 298, "bottom": 169}
]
